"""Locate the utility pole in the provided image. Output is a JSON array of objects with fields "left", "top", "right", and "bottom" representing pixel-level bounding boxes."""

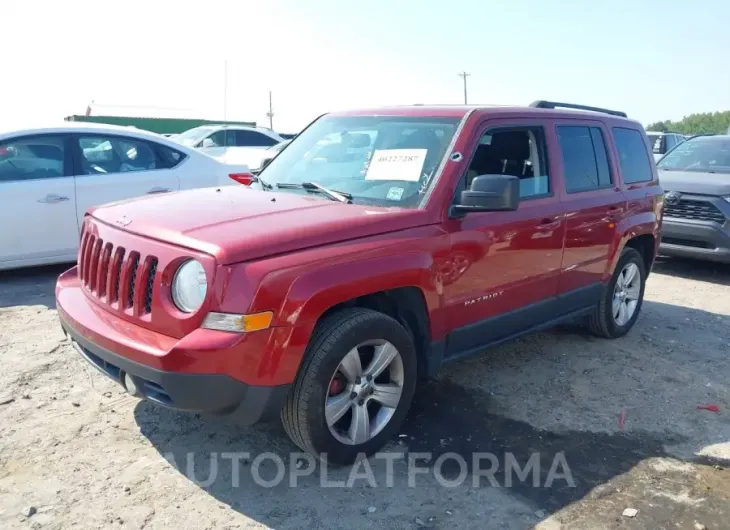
[
  {"left": 266, "top": 90, "right": 274, "bottom": 130},
  {"left": 223, "top": 60, "right": 228, "bottom": 120},
  {"left": 458, "top": 71, "right": 470, "bottom": 104}
]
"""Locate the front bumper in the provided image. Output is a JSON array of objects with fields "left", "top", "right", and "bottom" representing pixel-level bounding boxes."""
[
  {"left": 659, "top": 218, "right": 730, "bottom": 263},
  {"left": 57, "top": 268, "right": 290, "bottom": 424}
]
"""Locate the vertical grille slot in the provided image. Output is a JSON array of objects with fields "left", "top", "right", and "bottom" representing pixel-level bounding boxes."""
[
  {"left": 78, "top": 232, "right": 90, "bottom": 280},
  {"left": 144, "top": 258, "right": 158, "bottom": 314},
  {"left": 97, "top": 243, "right": 113, "bottom": 298},
  {"left": 109, "top": 248, "right": 126, "bottom": 304},
  {"left": 81, "top": 234, "right": 95, "bottom": 285},
  {"left": 127, "top": 253, "right": 141, "bottom": 309},
  {"left": 88, "top": 238, "right": 103, "bottom": 292}
]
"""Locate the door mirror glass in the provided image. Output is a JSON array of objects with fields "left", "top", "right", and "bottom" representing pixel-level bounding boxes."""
[{"left": 453, "top": 174, "right": 520, "bottom": 213}]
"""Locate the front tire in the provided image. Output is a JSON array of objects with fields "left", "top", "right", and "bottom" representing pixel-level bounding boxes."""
[
  {"left": 588, "top": 247, "right": 647, "bottom": 338},
  {"left": 281, "top": 308, "right": 417, "bottom": 466}
]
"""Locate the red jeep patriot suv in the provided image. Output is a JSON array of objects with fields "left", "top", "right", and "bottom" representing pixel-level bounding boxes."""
[{"left": 56, "top": 101, "right": 663, "bottom": 465}]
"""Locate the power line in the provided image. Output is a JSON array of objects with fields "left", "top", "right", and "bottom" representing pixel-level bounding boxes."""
[{"left": 458, "top": 71, "right": 471, "bottom": 104}]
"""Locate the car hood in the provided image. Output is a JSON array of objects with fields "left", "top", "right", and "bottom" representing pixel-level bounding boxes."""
[
  {"left": 658, "top": 169, "right": 730, "bottom": 196},
  {"left": 90, "top": 187, "right": 430, "bottom": 264}
]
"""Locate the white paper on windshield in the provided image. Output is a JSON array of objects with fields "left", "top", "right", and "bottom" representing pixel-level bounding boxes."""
[{"left": 365, "top": 149, "right": 427, "bottom": 182}]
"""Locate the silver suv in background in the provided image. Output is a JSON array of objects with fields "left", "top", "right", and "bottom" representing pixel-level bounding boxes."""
[
  {"left": 647, "top": 131, "right": 686, "bottom": 161},
  {"left": 658, "top": 134, "right": 730, "bottom": 263}
]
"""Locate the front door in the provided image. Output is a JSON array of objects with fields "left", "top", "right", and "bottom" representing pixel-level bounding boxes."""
[
  {"left": 441, "top": 119, "right": 565, "bottom": 357},
  {"left": 0, "top": 134, "right": 79, "bottom": 267}
]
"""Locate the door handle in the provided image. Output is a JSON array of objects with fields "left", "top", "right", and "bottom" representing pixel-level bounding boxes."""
[
  {"left": 536, "top": 217, "right": 561, "bottom": 229},
  {"left": 607, "top": 205, "right": 624, "bottom": 218},
  {"left": 147, "top": 187, "right": 171, "bottom": 194},
  {"left": 38, "top": 194, "right": 70, "bottom": 204}
]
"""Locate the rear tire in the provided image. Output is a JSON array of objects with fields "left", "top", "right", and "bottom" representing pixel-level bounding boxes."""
[
  {"left": 281, "top": 308, "right": 417, "bottom": 466},
  {"left": 588, "top": 247, "right": 646, "bottom": 338}
]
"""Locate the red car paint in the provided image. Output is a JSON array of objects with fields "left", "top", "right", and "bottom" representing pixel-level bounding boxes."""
[{"left": 56, "top": 104, "right": 663, "bottom": 402}]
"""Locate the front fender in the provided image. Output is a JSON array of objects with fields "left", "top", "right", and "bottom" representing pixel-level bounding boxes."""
[{"left": 277, "top": 252, "right": 440, "bottom": 329}]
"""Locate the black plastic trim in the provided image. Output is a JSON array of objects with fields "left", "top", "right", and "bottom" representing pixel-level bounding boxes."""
[{"left": 59, "top": 314, "right": 290, "bottom": 425}]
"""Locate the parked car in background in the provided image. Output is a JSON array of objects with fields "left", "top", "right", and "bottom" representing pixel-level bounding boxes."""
[
  {"left": 174, "top": 124, "right": 284, "bottom": 158},
  {"left": 56, "top": 100, "right": 662, "bottom": 464},
  {"left": 216, "top": 140, "right": 291, "bottom": 177},
  {"left": 658, "top": 134, "right": 730, "bottom": 263},
  {"left": 646, "top": 131, "right": 686, "bottom": 161},
  {"left": 0, "top": 123, "right": 251, "bottom": 270}
]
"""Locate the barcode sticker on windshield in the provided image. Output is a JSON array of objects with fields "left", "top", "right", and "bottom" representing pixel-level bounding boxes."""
[{"left": 365, "top": 149, "right": 427, "bottom": 182}]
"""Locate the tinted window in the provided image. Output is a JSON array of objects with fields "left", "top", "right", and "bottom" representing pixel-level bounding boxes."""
[
  {"left": 204, "top": 130, "right": 226, "bottom": 147},
  {"left": 557, "top": 126, "right": 612, "bottom": 193},
  {"left": 155, "top": 144, "right": 186, "bottom": 169},
  {"left": 612, "top": 128, "right": 654, "bottom": 184},
  {"left": 78, "top": 136, "right": 159, "bottom": 175},
  {"left": 236, "top": 130, "right": 278, "bottom": 147},
  {"left": 466, "top": 127, "right": 550, "bottom": 199},
  {"left": 0, "top": 135, "right": 66, "bottom": 182}
]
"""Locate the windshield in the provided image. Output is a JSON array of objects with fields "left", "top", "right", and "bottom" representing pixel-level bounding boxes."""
[
  {"left": 175, "top": 126, "right": 216, "bottom": 146},
  {"left": 258, "top": 115, "right": 460, "bottom": 208},
  {"left": 657, "top": 136, "right": 730, "bottom": 173}
]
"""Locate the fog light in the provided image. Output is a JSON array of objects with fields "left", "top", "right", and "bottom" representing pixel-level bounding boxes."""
[{"left": 123, "top": 373, "right": 139, "bottom": 397}]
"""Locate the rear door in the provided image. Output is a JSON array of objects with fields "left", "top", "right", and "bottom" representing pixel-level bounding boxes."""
[
  {"left": 0, "top": 134, "right": 79, "bottom": 266},
  {"left": 72, "top": 134, "right": 180, "bottom": 227},
  {"left": 553, "top": 120, "right": 627, "bottom": 293}
]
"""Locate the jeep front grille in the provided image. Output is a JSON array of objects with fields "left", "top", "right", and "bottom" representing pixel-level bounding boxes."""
[
  {"left": 79, "top": 233, "right": 158, "bottom": 315},
  {"left": 664, "top": 199, "right": 726, "bottom": 224}
]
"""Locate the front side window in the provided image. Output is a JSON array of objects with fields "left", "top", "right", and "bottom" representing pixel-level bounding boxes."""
[
  {"left": 236, "top": 130, "right": 278, "bottom": 147},
  {"left": 176, "top": 126, "right": 216, "bottom": 147},
  {"left": 0, "top": 135, "right": 66, "bottom": 182},
  {"left": 658, "top": 136, "right": 730, "bottom": 174},
  {"left": 557, "top": 126, "right": 612, "bottom": 192},
  {"left": 612, "top": 127, "right": 654, "bottom": 183},
  {"left": 465, "top": 127, "right": 550, "bottom": 199},
  {"left": 259, "top": 115, "right": 460, "bottom": 208},
  {"left": 204, "top": 130, "right": 226, "bottom": 147},
  {"left": 78, "top": 136, "right": 158, "bottom": 175}
]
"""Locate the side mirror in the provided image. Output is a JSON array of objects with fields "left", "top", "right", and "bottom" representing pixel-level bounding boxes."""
[
  {"left": 200, "top": 138, "right": 215, "bottom": 149},
  {"left": 260, "top": 157, "right": 273, "bottom": 170},
  {"left": 452, "top": 174, "right": 520, "bottom": 214}
]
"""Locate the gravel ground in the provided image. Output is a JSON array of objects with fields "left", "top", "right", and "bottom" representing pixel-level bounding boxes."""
[{"left": 1, "top": 257, "right": 729, "bottom": 530}]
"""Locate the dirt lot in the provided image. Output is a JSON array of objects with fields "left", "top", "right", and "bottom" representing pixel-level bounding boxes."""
[{"left": 1, "top": 257, "right": 729, "bottom": 530}]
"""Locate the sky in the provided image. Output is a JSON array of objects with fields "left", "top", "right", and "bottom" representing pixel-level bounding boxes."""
[{"left": 2, "top": 0, "right": 729, "bottom": 133}]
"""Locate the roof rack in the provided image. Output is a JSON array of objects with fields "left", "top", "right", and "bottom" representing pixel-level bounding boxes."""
[{"left": 529, "top": 100, "right": 627, "bottom": 118}]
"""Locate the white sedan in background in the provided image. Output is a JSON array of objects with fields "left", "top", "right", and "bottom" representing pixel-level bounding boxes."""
[{"left": 0, "top": 123, "right": 251, "bottom": 271}]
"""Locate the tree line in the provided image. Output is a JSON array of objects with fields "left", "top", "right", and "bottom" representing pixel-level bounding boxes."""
[{"left": 647, "top": 111, "right": 730, "bottom": 135}]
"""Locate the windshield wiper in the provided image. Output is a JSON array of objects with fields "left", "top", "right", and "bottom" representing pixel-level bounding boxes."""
[{"left": 276, "top": 182, "right": 352, "bottom": 203}]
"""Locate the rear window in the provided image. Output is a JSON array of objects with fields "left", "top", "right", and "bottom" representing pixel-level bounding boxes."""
[
  {"left": 155, "top": 144, "right": 187, "bottom": 169},
  {"left": 612, "top": 128, "right": 654, "bottom": 184}
]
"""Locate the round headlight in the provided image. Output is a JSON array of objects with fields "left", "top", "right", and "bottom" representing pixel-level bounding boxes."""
[{"left": 172, "top": 260, "right": 207, "bottom": 313}]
